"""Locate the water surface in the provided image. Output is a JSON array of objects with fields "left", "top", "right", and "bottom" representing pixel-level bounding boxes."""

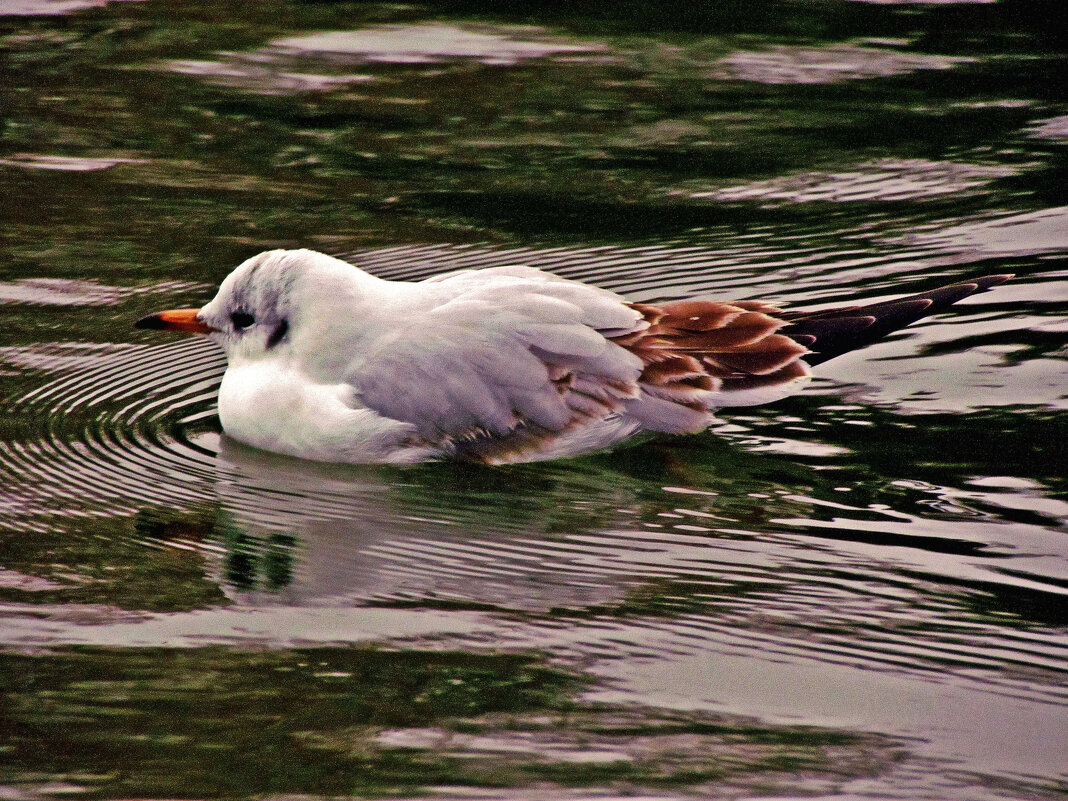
[{"left": 1, "top": 1, "right": 1066, "bottom": 799}]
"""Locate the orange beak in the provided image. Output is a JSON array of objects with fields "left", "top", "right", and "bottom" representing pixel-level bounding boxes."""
[{"left": 135, "top": 308, "right": 214, "bottom": 334}]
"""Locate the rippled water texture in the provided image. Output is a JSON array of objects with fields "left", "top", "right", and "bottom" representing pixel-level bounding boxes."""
[{"left": 1, "top": 1, "right": 1066, "bottom": 799}]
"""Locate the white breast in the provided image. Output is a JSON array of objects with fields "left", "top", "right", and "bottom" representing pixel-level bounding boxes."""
[{"left": 217, "top": 361, "right": 438, "bottom": 465}]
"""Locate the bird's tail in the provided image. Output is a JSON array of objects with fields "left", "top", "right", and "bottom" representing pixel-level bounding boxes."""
[{"left": 614, "top": 273, "right": 1013, "bottom": 427}]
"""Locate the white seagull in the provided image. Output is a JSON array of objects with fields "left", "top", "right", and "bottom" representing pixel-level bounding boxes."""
[{"left": 136, "top": 249, "right": 1010, "bottom": 465}]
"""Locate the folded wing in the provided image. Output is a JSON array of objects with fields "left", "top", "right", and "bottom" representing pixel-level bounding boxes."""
[
  {"left": 347, "top": 268, "right": 650, "bottom": 460},
  {"left": 347, "top": 267, "right": 1011, "bottom": 462}
]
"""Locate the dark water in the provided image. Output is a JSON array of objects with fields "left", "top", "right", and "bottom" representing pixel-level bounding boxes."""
[{"left": 1, "top": 1, "right": 1066, "bottom": 799}]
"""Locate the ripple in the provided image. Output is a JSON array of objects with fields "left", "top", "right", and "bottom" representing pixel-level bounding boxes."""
[
  {"left": 197, "top": 437, "right": 1068, "bottom": 720},
  {"left": 0, "top": 278, "right": 198, "bottom": 306},
  {"left": 911, "top": 206, "right": 1068, "bottom": 257},
  {"left": 0, "top": 337, "right": 224, "bottom": 529},
  {"left": 691, "top": 159, "right": 1019, "bottom": 205}
]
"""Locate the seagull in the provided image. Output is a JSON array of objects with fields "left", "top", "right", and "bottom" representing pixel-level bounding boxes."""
[{"left": 136, "top": 249, "right": 1011, "bottom": 465}]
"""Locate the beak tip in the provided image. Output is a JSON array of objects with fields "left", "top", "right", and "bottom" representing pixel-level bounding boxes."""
[{"left": 134, "top": 313, "right": 166, "bottom": 330}]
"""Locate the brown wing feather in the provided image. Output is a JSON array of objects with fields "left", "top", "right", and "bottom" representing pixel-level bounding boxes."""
[
  {"left": 622, "top": 273, "right": 1013, "bottom": 396},
  {"left": 611, "top": 300, "right": 811, "bottom": 418}
]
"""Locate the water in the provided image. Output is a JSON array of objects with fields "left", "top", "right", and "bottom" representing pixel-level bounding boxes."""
[{"left": 1, "top": 1, "right": 1066, "bottom": 798}]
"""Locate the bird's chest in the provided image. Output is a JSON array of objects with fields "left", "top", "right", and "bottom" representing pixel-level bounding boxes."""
[
  {"left": 215, "top": 360, "right": 427, "bottom": 463},
  {"left": 217, "top": 362, "right": 345, "bottom": 453}
]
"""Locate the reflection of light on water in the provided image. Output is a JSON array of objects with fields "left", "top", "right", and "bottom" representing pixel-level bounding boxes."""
[
  {"left": 813, "top": 319, "right": 1068, "bottom": 414},
  {"left": 165, "top": 59, "right": 375, "bottom": 95},
  {"left": 713, "top": 43, "right": 973, "bottom": 84},
  {"left": 692, "top": 159, "right": 1019, "bottom": 204},
  {"left": 1026, "top": 114, "right": 1068, "bottom": 142},
  {"left": 273, "top": 23, "right": 607, "bottom": 65},
  {"left": 0, "top": 602, "right": 489, "bottom": 648},
  {"left": 733, "top": 436, "right": 851, "bottom": 457},
  {"left": 0, "top": 153, "right": 146, "bottom": 171},
  {"left": 162, "top": 23, "right": 608, "bottom": 94},
  {"left": 0, "top": 0, "right": 142, "bottom": 15},
  {"left": 9, "top": 431, "right": 1066, "bottom": 784},
  {"left": 0, "top": 568, "right": 67, "bottom": 591},
  {"left": 912, "top": 206, "right": 1068, "bottom": 256}
]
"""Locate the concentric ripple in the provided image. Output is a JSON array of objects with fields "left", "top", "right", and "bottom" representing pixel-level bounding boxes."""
[{"left": 0, "top": 337, "right": 225, "bottom": 530}]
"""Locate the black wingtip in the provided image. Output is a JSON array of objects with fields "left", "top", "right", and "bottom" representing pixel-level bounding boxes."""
[
  {"left": 782, "top": 273, "right": 1012, "bottom": 366},
  {"left": 973, "top": 273, "right": 1014, "bottom": 290}
]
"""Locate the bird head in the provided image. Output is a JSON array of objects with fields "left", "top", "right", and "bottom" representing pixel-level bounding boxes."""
[{"left": 135, "top": 249, "right": 366, "bottom": 365}]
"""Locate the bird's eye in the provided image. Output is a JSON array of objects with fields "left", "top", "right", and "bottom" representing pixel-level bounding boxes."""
[{"left": 231, "top": 311, "right": 255, "bottom": 330}]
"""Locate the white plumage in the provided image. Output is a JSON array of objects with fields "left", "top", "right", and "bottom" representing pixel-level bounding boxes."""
[
  {"left": 136, "top": 248, "right": 1009, "bottom": 465},
  {"left": 203, "top": 250, "right": 724, "bottom": 464}
]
